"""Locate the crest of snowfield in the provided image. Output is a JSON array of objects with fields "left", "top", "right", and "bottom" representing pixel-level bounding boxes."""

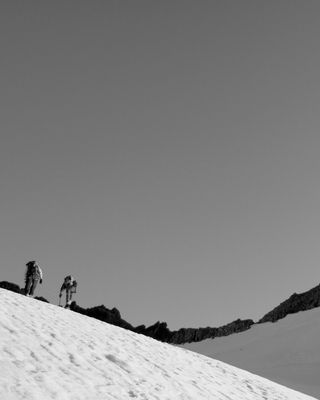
[{"left": 0, "top": 289, "right": 316, "bottom": 400}]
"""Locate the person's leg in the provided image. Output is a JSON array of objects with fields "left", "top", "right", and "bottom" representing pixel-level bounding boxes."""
[
  {"left": 66, "top": 289, "right": 73, "bottom": 307},
  {"left": 30, "top": 278, "right": 39, "bottom": 296},
  {"left": 25, "top": 276, "right": 32, "bottom": 295}
]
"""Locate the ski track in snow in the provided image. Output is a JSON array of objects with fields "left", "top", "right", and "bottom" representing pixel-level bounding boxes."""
[{"left": 0, "top": 289, "right": 316, "bottom": 400}]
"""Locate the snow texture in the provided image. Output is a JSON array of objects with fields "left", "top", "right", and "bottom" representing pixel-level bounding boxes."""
[{"left": 0, "top": 289, "right": 316, "bottom": 400}]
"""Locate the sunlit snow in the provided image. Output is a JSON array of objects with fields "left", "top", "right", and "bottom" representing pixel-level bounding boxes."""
[{"left": 0, "top": 289, "right": 316, "bottom": 400}]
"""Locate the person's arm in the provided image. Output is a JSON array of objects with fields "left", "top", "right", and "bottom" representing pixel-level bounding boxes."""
[
  {"left": 59, "top": 283, "right": 66, "bottom": 295},
  {"left": 39, "top": 267, "right": 43, "bottom": 283}
]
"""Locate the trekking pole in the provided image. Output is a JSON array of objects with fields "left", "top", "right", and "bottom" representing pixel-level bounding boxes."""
[{"left": 58, "top": 293, "right": 62, "bottom": 307}]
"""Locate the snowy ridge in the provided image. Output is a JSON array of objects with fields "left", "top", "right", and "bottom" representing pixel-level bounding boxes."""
[{"left": 0, "top": 289, "right": 316, "bottom": 400}]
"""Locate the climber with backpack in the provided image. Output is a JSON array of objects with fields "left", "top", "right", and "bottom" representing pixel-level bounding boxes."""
[
  {"left": 24, "top": 261, "right": 43, "bottom": 297},
  {"left": 59, "top": 275, "right": 77, "bottom": 308}
]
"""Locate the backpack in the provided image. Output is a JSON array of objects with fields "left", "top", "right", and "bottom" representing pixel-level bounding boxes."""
[
  {"left": 26, "top": 262, "right": 41, "bottom": 280},
  {"left": 64, "top": 275, "right": 77, "bottom": 292}
]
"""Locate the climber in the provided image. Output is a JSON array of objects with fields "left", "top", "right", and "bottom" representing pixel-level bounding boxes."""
[
  {"left": 59, "top": 275, "right": 77, "bottom": 308},
  {"left": 24, "top": 261, "right": 43, "bottom": 297}
]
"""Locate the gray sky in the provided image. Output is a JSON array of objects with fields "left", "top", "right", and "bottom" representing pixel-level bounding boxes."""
[{"left": 2, "top": 1, "right": 320, "bottom": 329}]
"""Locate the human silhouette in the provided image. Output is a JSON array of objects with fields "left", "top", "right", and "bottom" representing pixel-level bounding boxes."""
[
  {"left": 59, "top": 275, "right": 77, "bottom": 308},
  {"left": 24, "top": 261, "right": 43, "bottom": 297}
]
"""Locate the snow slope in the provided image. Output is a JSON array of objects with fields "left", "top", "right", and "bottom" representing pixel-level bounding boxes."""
[
  {"left": 183, "top": 308, "right": 320, "bottom": 399},
  {"left": 0, "top": 289, "right": 316, "bottom": 400}
]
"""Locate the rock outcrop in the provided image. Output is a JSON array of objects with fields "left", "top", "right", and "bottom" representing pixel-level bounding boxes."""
[
  {"left": 70, "top": 301, "right": 254, "bottom": 344},
  {"left": 0, "top": 281, "right": 22, "bottom": 294},
  {"left": 170, "top": 318, "right": 254, "bottom": 344},
  {"left": 70, "top": 302, "right": 135, "bottom": 331},
  {"left": 259, "top": 283, "right": 320, "bottom": 323}
]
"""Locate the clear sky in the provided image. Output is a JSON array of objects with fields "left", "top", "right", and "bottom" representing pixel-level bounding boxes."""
[{"left": 1, "top": 1, "right": 320, "bottom": 330}]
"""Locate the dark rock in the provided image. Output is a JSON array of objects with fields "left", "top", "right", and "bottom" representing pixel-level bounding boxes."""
[
  {"left": 69, "top": 299, "right": 254, "bottom": 344},
  {"left": 258, "top": 283, "right": 320, "bottom": 323},
  {"left": 69, "top": 302, "right": 135, "bottom": 331},
  {"left": 0, "top": 281, "right": 23, "bottom": 294},
  {"left": 169, "top": 319, "right": 254, "bottom": 344},
  {"left": 141, "top": 321, "right": 173, "bottom": 342},
  {"left": 34, "top": 296, "right": 50, "bottom": 303}
]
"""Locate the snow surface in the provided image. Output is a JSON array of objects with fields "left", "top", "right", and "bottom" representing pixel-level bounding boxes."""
[
  {"left": 183, "top": 308, "right": 320, "bottom": 399},
  {"left": 0, "top": 289, "right": 316, "bottom": 400}
]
